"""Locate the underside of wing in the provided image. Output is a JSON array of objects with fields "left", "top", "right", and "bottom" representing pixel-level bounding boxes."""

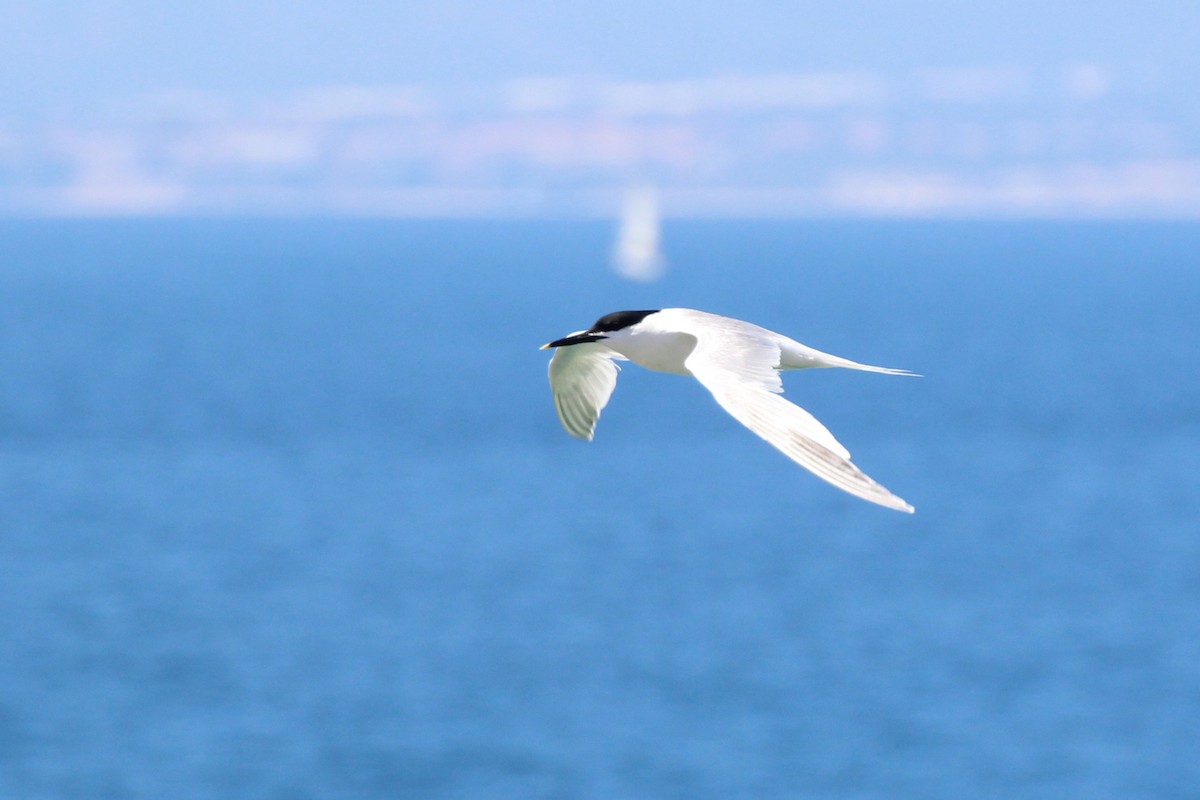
[
  {"left": 547, "top": 343, "right": 623, "bottom": 440},
  {"left": 690, "top": 365, "right": 914, "bottom": 512}
]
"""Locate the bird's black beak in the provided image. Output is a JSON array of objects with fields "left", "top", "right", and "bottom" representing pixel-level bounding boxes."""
[{"left": 540, "top": 333, "right": 607, "bottom": 350}]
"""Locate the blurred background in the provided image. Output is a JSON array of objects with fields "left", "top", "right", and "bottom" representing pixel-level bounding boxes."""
[
  {"left": 1, "top": 2, "right": 1199, "bottom": 799},
  {"left": 3, "top": 0, "right": 1200, "bottom": 218}
]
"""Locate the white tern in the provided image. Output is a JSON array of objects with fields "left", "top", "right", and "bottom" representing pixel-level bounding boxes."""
[{"left": 542, "top": 308, "right": 917, "bottom": 512}]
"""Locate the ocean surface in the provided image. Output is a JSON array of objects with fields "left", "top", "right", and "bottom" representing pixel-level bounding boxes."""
[{"left": 0, "top": 219, "right": 1197, "bottom": 799}]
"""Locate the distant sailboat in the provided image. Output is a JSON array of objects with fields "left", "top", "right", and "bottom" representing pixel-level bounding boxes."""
[{"left": 611, "top": 185, "right": 666, "bottom": 282}]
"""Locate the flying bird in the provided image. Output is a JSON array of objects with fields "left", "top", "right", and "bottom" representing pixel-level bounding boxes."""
[{"left": 541, "top": 308, "right": 918, "bottom": 512}]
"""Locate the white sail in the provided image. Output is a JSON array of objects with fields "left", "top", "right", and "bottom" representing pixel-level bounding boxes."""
[{"left": 611, "top": 185, "right": 666, "bottom": 282}]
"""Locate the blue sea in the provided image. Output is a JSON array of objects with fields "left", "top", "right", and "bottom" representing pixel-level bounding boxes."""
[{"left": 1, "top": 219, "right": 1197, "bottom": 799}]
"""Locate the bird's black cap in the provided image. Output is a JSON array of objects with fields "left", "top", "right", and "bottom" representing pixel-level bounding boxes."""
[
  {"left": 589, "top": 309, "right": 659, "bottom": 333},
  {"left": 542, "top": 309, "right": 660, "bottom": 349}
]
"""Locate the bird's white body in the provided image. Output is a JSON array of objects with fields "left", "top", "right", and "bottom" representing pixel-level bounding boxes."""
[
  {"left": 600, "top": 308, "right": 900, "bottom": 376},
  {"left": 543, "top": 308, "right": 917, "bottom": 512}
]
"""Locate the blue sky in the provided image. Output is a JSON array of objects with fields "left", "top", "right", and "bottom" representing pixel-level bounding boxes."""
[
  {"left": 4, "top": 1, "right": 1197, "bottom": 114},
  {"left": 3, "top": 1, "right": 1199, "bottom": 217}
]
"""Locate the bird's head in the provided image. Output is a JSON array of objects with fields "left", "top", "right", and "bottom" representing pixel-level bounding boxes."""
[{"left": 540, "top": 309, "right": 660, "bottom": 349}]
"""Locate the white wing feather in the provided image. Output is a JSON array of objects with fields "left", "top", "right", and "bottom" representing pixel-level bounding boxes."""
[
  {"left": 547, "top": 343, "right": 623, "bottom": 440},
  {"left": 666, "top": 310, "right": 851, "bottom": 459},
  {"left": 682, "top": 326, "right": 914, "bottom": 513}
]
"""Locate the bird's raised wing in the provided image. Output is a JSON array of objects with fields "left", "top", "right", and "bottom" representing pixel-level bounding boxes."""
[
  {"left": 685, "top": 337, "right": 913, "bottom": 512},
  {"left": 547, "top": 342, "right": 624, "bottom": 440}
]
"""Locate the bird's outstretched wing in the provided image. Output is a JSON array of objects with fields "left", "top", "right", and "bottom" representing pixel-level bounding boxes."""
[
  {"left": 684, "top": 334, "right": 914, "bottom": 513},
  {"left": 547, "top": 343, "right": 624, "bottom": 440}
]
